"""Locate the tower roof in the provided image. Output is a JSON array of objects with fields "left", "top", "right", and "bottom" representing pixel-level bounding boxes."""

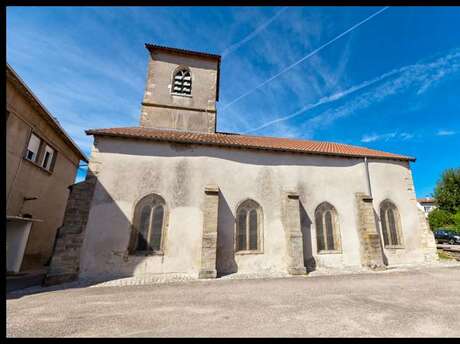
[{"left": 145, "top": 43, "right": 221, "bottom": 61}]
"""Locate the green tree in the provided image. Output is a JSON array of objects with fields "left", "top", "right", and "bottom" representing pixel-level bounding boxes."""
[
  {"left": 428, "top": 208, "right": 453, "bottom": 230},
  {"left": 433, "top": 168, "right": 460, "bottom": 213},
  {"left": 453, "top": 209, "right": 460, "bottom": 229}
]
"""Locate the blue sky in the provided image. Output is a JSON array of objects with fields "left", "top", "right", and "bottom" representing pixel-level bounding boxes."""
[{"left": 6, "top": 6, "right": 460, "bottom": 198}]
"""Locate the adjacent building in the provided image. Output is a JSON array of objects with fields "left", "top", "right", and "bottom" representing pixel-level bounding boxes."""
[
  {"left": 45, "top": 44, "right": 437, "bottom": 285},
  {"left": 6, "top": 64, "right": 88, "bottom": 273},
  {"left": 417, "top": 197, "right": 436, "bottom": 218}
]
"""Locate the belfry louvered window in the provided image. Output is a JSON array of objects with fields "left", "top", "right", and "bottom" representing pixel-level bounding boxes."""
[
  {"left": 236, "top": 199, "right": 263, "bottom": 252},
  {"left": 380, "top": 200, "right": 404, "bottom": 248},
  {"left": 315, "top": 202, "right": 341, "bottom": 253},
  {"left": 172, "top": 68, "right": 192, "bottom": 95}
]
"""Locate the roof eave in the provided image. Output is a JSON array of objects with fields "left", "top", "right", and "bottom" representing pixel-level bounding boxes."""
[
  {"left": 86, "top": 130, "right": 415, "bottom": 163},
  {"left": 7, "top": 64, "right": 89, "bottom": 163}
]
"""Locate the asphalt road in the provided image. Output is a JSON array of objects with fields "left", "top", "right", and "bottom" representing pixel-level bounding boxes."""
[{"left": 6, "top": 265, "right": 460, "bottom": 337}]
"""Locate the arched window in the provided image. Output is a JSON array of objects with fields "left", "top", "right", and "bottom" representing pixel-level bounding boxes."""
[
  {"left": 315, "top": 202, "right": 341, "bottom": 252},
  {"left": 172, "top": 67, "right": 192, "bottom": 95},
  {"left": 235, "top": 199, "right": 262, "bottom": 252},
  {"left": 380, "top": 200, "right": 403, "bottom": 247},
  {"left": 130, "top": 194, "right": 167, "bottom": 254}
]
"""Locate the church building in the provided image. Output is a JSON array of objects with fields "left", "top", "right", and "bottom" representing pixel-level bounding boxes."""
[{"left": 45, "top": 44, "right": 437, "bottom": 285}]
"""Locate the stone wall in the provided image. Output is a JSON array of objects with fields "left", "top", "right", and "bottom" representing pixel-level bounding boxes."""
[
  {"left": 355, "top": 193, "right": 385, "bottom": 269},
  {"left": 43, "top": 173, "right": 96, "bottom": 286},
  {"left": 198, "top": 185, "right": 219, "bottom": 279},
  {"left": 140, "top": 50, "right": 218, "bottom": 133},
  {"left": 418, "top": 208, "right": 439, "bottom": 263},
  {"left": 282, "top": 191, "right": 306, "bottom": 275}
]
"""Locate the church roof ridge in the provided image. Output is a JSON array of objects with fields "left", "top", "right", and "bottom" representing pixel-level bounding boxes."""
[{"left": 85, "top": 126, "right": 416, "bottom": 162}]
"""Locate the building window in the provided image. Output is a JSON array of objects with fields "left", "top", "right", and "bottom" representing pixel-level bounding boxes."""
[
  {"left": 25, "top": 133, "right": 41, "bottom": 162},
  {"left": 172, "top": 68, "right": 192, "bottom": 95},
  {"left": 315, "top": 202, "right": 341, "bottom": 253},
  {"left": 380, "top": 200, "right": 403, "bottom": 248},
  {"left": 130, "top": 194, "right": 167, "bottom": 254},
  {"left": 41, "top": 145, "right": 56, "bottom": 171},
  {"left": 235, "top": 199, "right": 262, "bottom": 253}
]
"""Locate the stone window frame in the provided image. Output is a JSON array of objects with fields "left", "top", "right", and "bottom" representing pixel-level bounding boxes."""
[
  {"left": 234, "top": 199, "right": 264, "bottom": 255},
  {"left": 171, "top": 66, "right": 192, "bottom": 97},
  {"left": 379, "top": 199, "right": 405, "bottom": 249},
  {"left": 128, "top": 193, "right": 169, "bottom": 256},
  {"left": 314, "top": 202, "right": 342, "bottom": 254}
]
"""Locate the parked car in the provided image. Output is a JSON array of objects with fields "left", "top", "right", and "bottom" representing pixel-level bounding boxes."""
[{"left": 434, "top": 229, "right": 460, "bottom": 245}]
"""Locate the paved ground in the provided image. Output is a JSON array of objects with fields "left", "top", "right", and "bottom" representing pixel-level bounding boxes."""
[{"left": 6, "top": 265, "right": 460, "bottom": 337}]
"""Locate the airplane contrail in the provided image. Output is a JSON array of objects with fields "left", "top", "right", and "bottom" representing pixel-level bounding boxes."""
[
  {"left": 221, "top": 7, "right": 289, "bottom": 59},
  {"left": 222, "top": 6, "right": 390, "bottom": 111}
]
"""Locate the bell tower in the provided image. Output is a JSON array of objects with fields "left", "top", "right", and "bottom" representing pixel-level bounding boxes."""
[{"left": 140, "top": 43, "right": 221, "bottom": 133}]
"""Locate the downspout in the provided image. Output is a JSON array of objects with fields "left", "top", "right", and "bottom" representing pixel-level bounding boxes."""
[{"left": 364, "top": 157, "right": 373, "bottom": 198}]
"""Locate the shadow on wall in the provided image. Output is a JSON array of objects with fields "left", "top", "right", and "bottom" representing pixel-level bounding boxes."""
[
  {"left": 95, "top": 138, "right": 371, "bottom": 169},
  {"left": 300, "top": 202, "right": 316, "bottom": 272},
  {"left": 216, "top": 192, "right": 238, "bottom": 277},
  {"left": 44, "top": 167, "right": 243, "bottom": 290},
  {"left": 37, "top": 171, "right": 145, "bottom": 292},
  {"left": 373, "top": 208, "right": 389, "bottom": 266}
]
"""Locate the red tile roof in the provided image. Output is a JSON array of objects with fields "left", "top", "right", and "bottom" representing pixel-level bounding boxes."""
[
  {"left": 85, "top": 127, "right": 416, "bottom": 162},
  {"left": 417, "top": 197, "right": 435, "bottom": 203}
]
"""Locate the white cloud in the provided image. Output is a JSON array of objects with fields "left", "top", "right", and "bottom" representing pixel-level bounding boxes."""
[
  {"left": 360, "top": 132, "right": 414, "bottom": 143},
  {"left": 436, "top": 130, "right": 456, "bottom": 136},
  {"left": 245, "top": 49, "right": 460, "bottom": 136}
]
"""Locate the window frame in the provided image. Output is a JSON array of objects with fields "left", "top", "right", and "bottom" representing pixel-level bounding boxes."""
[
  {"left": 234, "top": 199, "right": 263, "bottom": 255},
  {"left": 170, "top": 66, "right": 193, "bottom": 97},
  {"left": 24, "top": 132, "right": 42, "bottom": 163},
  {"left": 129, "top": 194, "right": 168, "bottom": 256},
  {"left": 379, "top": 200, "right": 405, "bottom": 249},
  {"left": 23, "top": 130, "right": 58, "bottom": 174},
  {"left": 41, "top": 144, "right": 56, "bottom": 171},
  {"left": 314, "top": 202, "right": 342, "bottom": 254}
]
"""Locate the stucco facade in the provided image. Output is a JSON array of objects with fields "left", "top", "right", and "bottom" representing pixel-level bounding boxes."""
[
  {"left": 6, "top": 65, "right": 88, "bottom": 270},
  {"left": 76, "top": 137, "right": 434, "bottom": 280},
  {"left": 45, "top": 44, "right": 437, "bottom": 285}
]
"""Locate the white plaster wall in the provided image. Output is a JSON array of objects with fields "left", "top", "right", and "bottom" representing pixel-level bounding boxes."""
[
  {"left": 368, "top": 160, "right": 426, "bottom": 266},
  {"left": 79, "top": 137, "right": 425, "bottom": 280}
]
